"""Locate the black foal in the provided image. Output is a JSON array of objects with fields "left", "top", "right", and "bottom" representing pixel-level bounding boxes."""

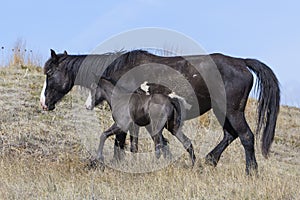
[{"left": 91, "top": 78, "right": 195, "bottom": 166}]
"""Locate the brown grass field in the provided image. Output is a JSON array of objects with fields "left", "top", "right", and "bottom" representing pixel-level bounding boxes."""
[{"left": 0, "top": 65, "right": 299, "bottom": 199}]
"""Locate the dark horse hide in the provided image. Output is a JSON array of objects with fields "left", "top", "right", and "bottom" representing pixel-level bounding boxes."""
[{"left": 40, "top": 49, "right": 280, "bottom": 174}]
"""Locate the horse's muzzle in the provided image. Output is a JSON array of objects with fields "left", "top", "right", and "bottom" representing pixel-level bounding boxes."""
[{"left": 40, "top": 102, "right": 55, "bottom": 111}]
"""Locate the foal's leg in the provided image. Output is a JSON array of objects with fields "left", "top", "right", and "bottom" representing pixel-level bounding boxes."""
[
  {"left": 166, "top": 123, "right": 196, "bottom": 166},
  {"left": 145, "top": 125, "right": 164, "bottom": 159},
  {"left": 129, "top": 124, "right": 139, "bottom": 153},
  {"left": 113, "top": 132, "right": 127, "bottom": 161},
  {"left": 97, "top": 123, "right": 122, "bottom": 163},
  {"left": 161, "top": 134, "right": 172, "bottom": 159},
  {"left": 128, "top": 123, "right": 169, "bottom": 155}
]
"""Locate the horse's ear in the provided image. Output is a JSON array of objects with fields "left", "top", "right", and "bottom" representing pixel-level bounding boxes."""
[
  {"left": 50, "top": 49, "right": 58, "bottom": 61},
  {"left": 63, "top": 50, "right": 68, "bottom": 56}
]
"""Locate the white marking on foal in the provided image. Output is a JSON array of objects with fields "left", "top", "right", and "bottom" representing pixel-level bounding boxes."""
[
  {"left": 40, "top": 80, "right": 47, "bottom": 109},
  {"left": 192, "top": 74, "right": 197, "bottom": 78},
  {"left": 85, "top": 91, "right": 93, "bottom": 110},
  {"left": 140, "top": 81, "right": 150, "bottom": 95},
  {"left": 168, "top": 92, "right": 192, "bottom": 110}
]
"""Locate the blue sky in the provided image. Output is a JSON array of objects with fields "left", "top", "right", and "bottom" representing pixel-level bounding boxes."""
[{"left": 1, "top": 0, "right": 299, "bottom": 107}]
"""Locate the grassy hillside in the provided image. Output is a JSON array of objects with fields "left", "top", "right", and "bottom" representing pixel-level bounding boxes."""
[{"left": 0, "top": 65, "right": 299, "bottom": 199}]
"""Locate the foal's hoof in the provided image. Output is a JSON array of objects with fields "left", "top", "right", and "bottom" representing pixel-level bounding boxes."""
[
  {"left": 87, "top": 159, "right": 105, "bottom": 171},
  {"left": 193, "top": 160, "right": 204, "bottom": 174},
  {"left": 162, "top": 146, "right": 173, "bottom": 160},
  {"left": 191, "top": 158, "right": 196, "bottom": 167},
  {"left": 155, "top": 149, "right": 162, "bottom": 159},
  {"left": 204, "top": 155, "right": 218, "bottom": 167},
  {"left": 113, "top": 147, "right": 126, "bottom": 162}
]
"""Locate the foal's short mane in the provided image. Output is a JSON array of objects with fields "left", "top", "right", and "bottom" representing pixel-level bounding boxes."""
[{"left": 100, "top": 76, "right": 140, "bottom": 95}]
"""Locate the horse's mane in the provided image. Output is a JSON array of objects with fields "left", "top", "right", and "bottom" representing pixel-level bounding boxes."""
[
  {"left": 44, "top": 49, "right": 155, "bottom": 89},
  {"left": 102, "top": 50, "right": 154, "bottom": 79},
  {"left": 75, "top": 51, "right": 126, "bottom": 87}
]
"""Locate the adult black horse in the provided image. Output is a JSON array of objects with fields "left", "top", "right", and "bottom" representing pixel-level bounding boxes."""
[{"left": 40, "top": 49, "right": 280, "bottom": 174}]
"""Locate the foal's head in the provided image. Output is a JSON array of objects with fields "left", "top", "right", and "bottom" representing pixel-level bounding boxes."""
[
  {"left": 40, "top": 49, "right": 73, "bottom": 110},
  {"left": 85, "top": 82, "right": 107, "bottom": 110}
]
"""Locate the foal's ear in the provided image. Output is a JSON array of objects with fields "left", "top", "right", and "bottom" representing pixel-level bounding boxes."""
[
  {"left": 50, "top": 49, "right": 58, "bottom": 61},
  {"left": 63, "top": 50, "right": 68, "bottom": 56}
]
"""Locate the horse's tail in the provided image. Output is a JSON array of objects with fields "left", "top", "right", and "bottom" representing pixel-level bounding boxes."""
[{"left": 245, "top": 59, "right": 280, "bottom": 158}]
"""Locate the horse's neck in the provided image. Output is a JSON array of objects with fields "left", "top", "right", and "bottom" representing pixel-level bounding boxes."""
[
  {"left": 68, "top": 55, "right": 86, "bottom": 84},
  {"left": 73, "top": 54, "right": 116, "bottom": 88}
]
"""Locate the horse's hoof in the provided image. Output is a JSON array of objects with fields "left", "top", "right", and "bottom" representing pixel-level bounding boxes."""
[{"left": 246, "top": 165, "right": 258, "bottom": 177}]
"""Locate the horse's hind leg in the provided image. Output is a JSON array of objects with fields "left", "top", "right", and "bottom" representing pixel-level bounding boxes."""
[
  {"left": 205, "top": 122, "right": 238, "bottom": 167},
  {"left": 235, "top": 114, "right": 257, "bottom": 174},
  {"left": 209, "top": 104, "right": 257, "bottom": 174},
  {"left": 224, "top": 111, "right": 257, "bottom": 174}
]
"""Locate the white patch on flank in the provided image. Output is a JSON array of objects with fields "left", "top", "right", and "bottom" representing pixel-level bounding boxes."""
[
  {"left": 85, "top": 91, "right": 93, "bottom": 110},
  {"left": 140, "top": 81, "right": 150, "bottom": 95},
  {"left": 40, "top": 80, "right": 47, "bottom": 109},
  {"left": 168, "top": 92, "right": 192, "bottom": 110},
  {"left": 192, "top": 74, "right": 197, "bottom": 78}
]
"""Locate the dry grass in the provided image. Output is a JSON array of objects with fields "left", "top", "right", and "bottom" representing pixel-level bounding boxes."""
[
  {"left": 0, "top": 65, "right": 299, "bottom": 199},
  {"left": 1, "top": 39, "right": 42, "bottom": 68}
]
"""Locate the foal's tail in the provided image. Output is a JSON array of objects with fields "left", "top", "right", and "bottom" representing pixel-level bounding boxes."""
[
  {"left": 170, "top": 98, "right": 185, "bottom": 128},
  {"left": 245, "top": 59, "right": 280, "bottom": 158}
]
